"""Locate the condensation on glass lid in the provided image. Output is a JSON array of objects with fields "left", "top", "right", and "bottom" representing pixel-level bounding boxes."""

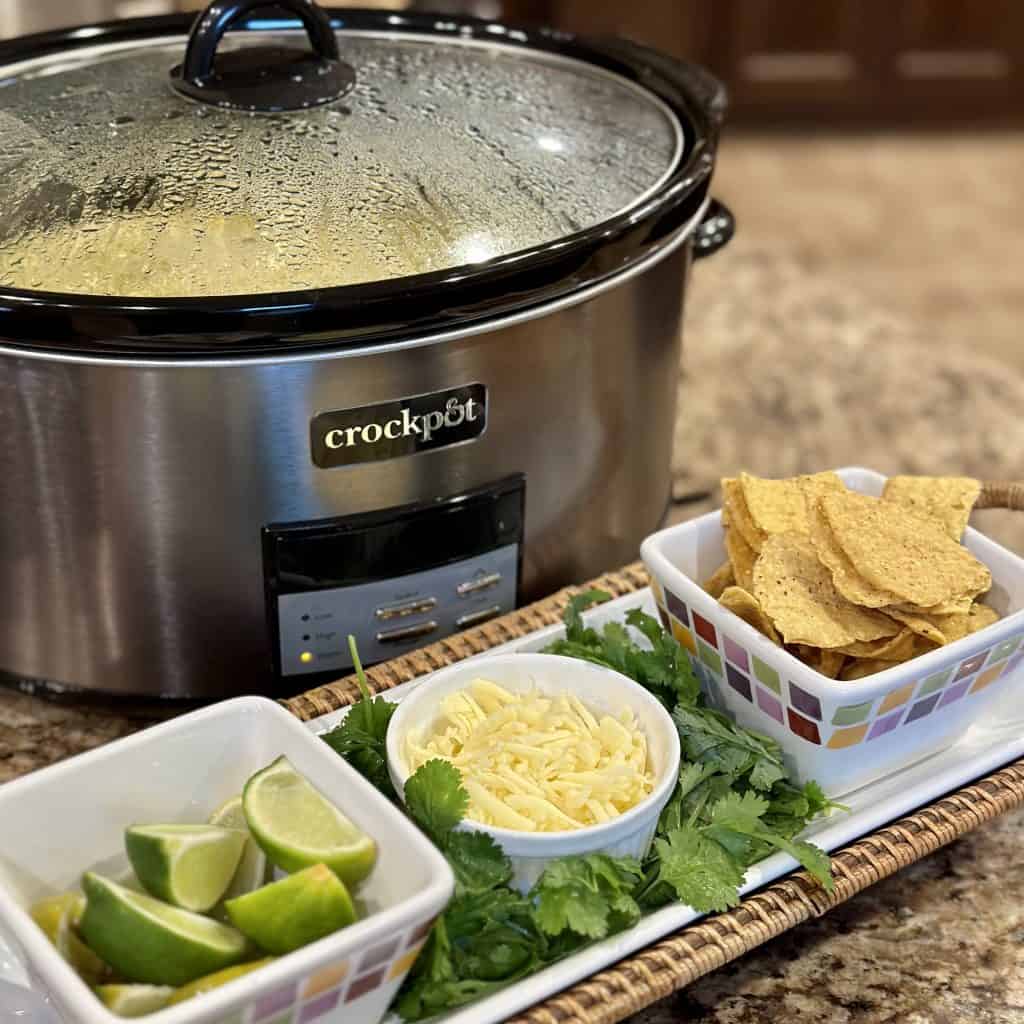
[{"left": 0, "top": 32, "right": 681, "bottom": 298}]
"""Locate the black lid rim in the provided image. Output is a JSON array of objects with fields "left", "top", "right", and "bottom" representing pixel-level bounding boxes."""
[{"left": 0, "top": 8, "right": 724, "bottom": 358}]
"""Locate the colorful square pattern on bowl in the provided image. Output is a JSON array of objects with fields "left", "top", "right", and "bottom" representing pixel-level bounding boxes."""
[
  {"left": 724, "top": 635, "right": 749, "bottom": 672},
  {"left": 673, "top": 605, "right": 1021, "bottom": 751},
  {"left": 878, "top": 682, "right": 915, "bottom": 715},
  {"left": 389, "top": 944, "right": 425, "bottom": 981},
  {"left": 230, "top": 918, "right": 433, "bottom": 1024},
  {"left": 664, "top": 589, "right": 689, "bottom": 627},
  {"left": 917, "top": 669, "right": 953, "bottom": 697},
  {"left": 867, "top": 709, "right": 904, "bottom": 740},
  {"left": 346, "top": 966, "right": 386, "bottom": 1003},
  {"left": 298, "top": 988, "right": 342, "bottom": 1023},
  {"left": 972, "top": 661, "right": 1009, "bottom": 694},
  {"left": 989, "top": 635, "right": 1022, "bottom": 664},
  {"left": 752, "top": 656, "right": 781, "bottom": 694},
  {"left": 832, "top": 701, "right": 873, "bottom": 726},
  {"left": 786, "top": 708, "right": 820, "bottom": 744},
  {"left": 788, "top": 683, "right": 821, "bottom": 721},
  {"left": 955, "top": 652, "right": 988, "bottom": 680},
  {"left": 938, "top": 678, "right": 972, "bottom": 707},
  {"left": 726, "top": 663, "right": 752, "bottom": 701},
  {"left": 698, "top": 639, "right": 722, "bottom": 676},
  {"left": 359, "top": 938, "right": 400, "bottom": 972},
  {"left": 254, "top": 984, "right": 297, "bottom": 1021},
  {"left": 904, "top": 692, "right": 941, "bottom": 723},
  {"left": 826, "top": 724, "right": 869, "bottom": 749},
  {"left": 672, "top": 619, "right": 697, "bottom": 656},
  {"left": 756, "top": 686, "right": 785, "bottom": 724},
  {"left": 302, "top": 961, "right": 349, "bottom": 1000},
  {"left": 692, "top": 610, "right": 717, "bottom": 647}
]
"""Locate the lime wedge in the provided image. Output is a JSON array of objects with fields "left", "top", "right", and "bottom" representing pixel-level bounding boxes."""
[
  {"left": 80, "top": 873, "right": 249, "bottom": 987},
  {"left": 126, "top": 825, "right": 247, "bottom": 912},
  {"left": 168, "top": 958, "right": 274, "bottom": 1006},
  {"left": 30, "top": 891, "right": 113, "bottom": 985},
  {"left": 57, "top": 911, "right": 115, "bottom": 985},
  {"left": 225, "top": 863, "right": 357, "bottom": 955},
  {"left": 30, "top": 892, "right": 84, "bottom": 942},
  {"left": 95, "top": 984, "right": 175, "bottom": 1017},
  {"left": 242, "top": 756, "right": 376, "bottom": 885},
  {"left": 208, "top": 796, "right": 269, "bottom": 899}
]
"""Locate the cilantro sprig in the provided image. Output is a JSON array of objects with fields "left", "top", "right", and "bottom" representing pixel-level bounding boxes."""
[
  {"left": 323, "top": 593, "right": 841, "bottom": 1020},
  {"left": 321, "top": 637, "right": 398, "bottom": 799}
]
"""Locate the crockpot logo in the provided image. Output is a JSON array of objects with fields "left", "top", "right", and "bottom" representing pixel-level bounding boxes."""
[{"left": 311, "top": 384, "right": 487, "bottom": 469}]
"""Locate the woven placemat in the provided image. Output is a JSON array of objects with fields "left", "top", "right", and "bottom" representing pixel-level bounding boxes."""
[{"left": 282, "top": 564, "right": 1024, "bottom": 1024}]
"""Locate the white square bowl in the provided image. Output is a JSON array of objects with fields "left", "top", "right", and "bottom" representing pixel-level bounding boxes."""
[
  {"left": 0, "top": 697, "right": 454, "bottom": 1024},
  {"left": 641, "top": 467, "right": 1024, "bottom": 796}
]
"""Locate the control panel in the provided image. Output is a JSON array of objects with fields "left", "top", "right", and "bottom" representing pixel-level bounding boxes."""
[{"left": 263, "top": 477, "right": 524, "bottom": 683}]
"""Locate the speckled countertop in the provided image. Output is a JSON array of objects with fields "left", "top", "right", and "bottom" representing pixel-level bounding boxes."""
[{"left": 4, "top": 135, "right": 1024, "bottom": 1023}]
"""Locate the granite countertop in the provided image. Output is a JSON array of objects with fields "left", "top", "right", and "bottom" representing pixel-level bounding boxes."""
[{"left": 5, "top": 138, "right": 1024, "bottom": 1020}]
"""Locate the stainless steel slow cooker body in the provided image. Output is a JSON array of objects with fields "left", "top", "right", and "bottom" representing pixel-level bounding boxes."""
[{"left": 0, "top": 4, "right": 732, "bottom": 700}]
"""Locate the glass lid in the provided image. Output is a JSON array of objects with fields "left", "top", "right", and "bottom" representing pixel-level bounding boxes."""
[{"left": 0, "top": 7, "right": 682, "bottom": 299}]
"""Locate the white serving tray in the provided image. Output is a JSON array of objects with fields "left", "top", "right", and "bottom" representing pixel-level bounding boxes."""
[
  {"left": 307, "top": 588, "right": 1024, "bottom": 1024},
  {"left": 4, "top": 590, "right": 1022, "bottom": 1024}
]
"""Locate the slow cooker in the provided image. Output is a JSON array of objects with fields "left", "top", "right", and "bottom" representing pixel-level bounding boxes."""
[{"left": 0, "top": 0, "right": 733, "bottom": 700}]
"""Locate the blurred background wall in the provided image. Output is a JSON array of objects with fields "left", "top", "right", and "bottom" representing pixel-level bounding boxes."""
[{"left": 4, "top": 1, "right": 1022, "bottom": 126}]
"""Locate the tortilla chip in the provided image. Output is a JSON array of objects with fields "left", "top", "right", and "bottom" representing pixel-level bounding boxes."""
[
  {"left": 719, "top": 586, "right": 782, "bottom": 645},
  {"left": 965, "top": 602, "right": 1000, "bottom": 634},
  {"left": 808, "top": 500, "right": 902, "bottom": 609},
  {"left": 889, "top": 601, "right": 1000, "bottom": 647},
  {"left": 820, "top": 491, "right": 991, "bottom": 609},
  {"left": 753, "top": 533, "right": 901, "bottom": 648},
  {"left": 722, "top": 477, "right": 764, "bottom": 552},
  {"left": 738, "top": 470, "right": 845, "bottom": 539},
  {"left": 889, "top": 595, "right": 976, "bottom": 616},
  {"left": 703, "top": 560, "right": 735, "bottom": 598},
  {"left": 792, "top": 644, "right": 846, "bottom": 678},
  {"left": 885, "top": 607, "right": 948, "bottom": 646},
  {"left": 835, "top": 629, "right": 915, "bottom": 661},
  {"left": 724, "top": 525, "right": 758, "bottom": 592},
  {"left": 882, "top": 475, "right": 981, "bottom": 540},
  {"left": 839, "top": 658, "right": 897, "bottom": 681}
]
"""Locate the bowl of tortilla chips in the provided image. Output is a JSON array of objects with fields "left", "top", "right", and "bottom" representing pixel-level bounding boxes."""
[{"left": 641, "top": 467, "right": 1024, "bottom": 795}]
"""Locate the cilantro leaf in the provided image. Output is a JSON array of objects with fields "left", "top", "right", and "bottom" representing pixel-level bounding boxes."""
[
  {"left": 672, "top": 705, "right": 785, "bottom": 791},
  {"left": 321, "top": 700, "right": 396, "bottom": 798},
  {"left": 656, "top": 762, "right": 714, "bottom": 835},
  {"left": 320, "top": 636, "right": 398, "bottom": 799},
  {"left": 752, "top": 833, "right": 834, "bottom": 891},
  {"left": 397, "top": 888, "right": 545, "bottom": 1020},
  {"left": 654, "top": 827, "right": 746, "bottom": 913},
  {"left": 531, "top": 855, "right": 643, "bottom": 941},
  {"left": 708, "top": 791, "right": 771, "bottom": 833},
  {"left": 444, "top": 830, "right": 512, "bottom": 895},
  {"left": 404, "top": 760, "right": 468, "bottom": 844},
  {"left": 564, "top": 588, "right": 612, "bottom": 645},
  {"left": 748, "top": 756, "right": 787, "bottom": 791}
]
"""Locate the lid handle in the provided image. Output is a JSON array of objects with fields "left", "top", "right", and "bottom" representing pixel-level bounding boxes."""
[{"left": 170, "top": 0, "right": 355, "bottom": 112}]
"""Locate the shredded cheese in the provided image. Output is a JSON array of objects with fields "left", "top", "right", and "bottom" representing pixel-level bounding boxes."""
[{"left": 404, "top": 679, "right": 654, "bottom": 832}]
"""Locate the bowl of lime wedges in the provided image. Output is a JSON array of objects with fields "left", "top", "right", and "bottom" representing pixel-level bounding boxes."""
[{"left": 0, "top": 697, "right": 453, "bottom": 1024}]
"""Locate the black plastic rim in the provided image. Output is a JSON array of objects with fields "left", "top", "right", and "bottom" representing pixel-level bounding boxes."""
[{"left": 0, "top": 8, "right": 725, "bottom": 359}]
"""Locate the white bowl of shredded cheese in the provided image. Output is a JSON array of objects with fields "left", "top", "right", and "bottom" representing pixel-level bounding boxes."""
[{"left": 385, "top": 653, "right": 681, "bottom": 891}]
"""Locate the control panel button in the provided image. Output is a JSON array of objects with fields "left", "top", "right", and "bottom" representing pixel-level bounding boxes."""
[
  {"left": 455, "top": 604, "right": 502, "bottom": 629},
  {"left": 375, "top": 596, "right": 438, "bottom": 621},
  {"left": 376, "top": 620, "right": 440, "bottom": 644},
  {"left": 456, "top": 572, "right": 502, "bottom": 596}
]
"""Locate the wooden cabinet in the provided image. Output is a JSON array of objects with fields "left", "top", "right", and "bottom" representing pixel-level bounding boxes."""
[{"left": 493, "top": 0, "right": 1024, "bottom": 124}]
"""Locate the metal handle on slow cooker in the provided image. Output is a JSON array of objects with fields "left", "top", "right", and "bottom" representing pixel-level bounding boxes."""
[
  {"left": 169, "top": 0, "right": 355, "bottom": 112},
  {"left": 693, "top": 199, "right": 735, "bottom": 259}
]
